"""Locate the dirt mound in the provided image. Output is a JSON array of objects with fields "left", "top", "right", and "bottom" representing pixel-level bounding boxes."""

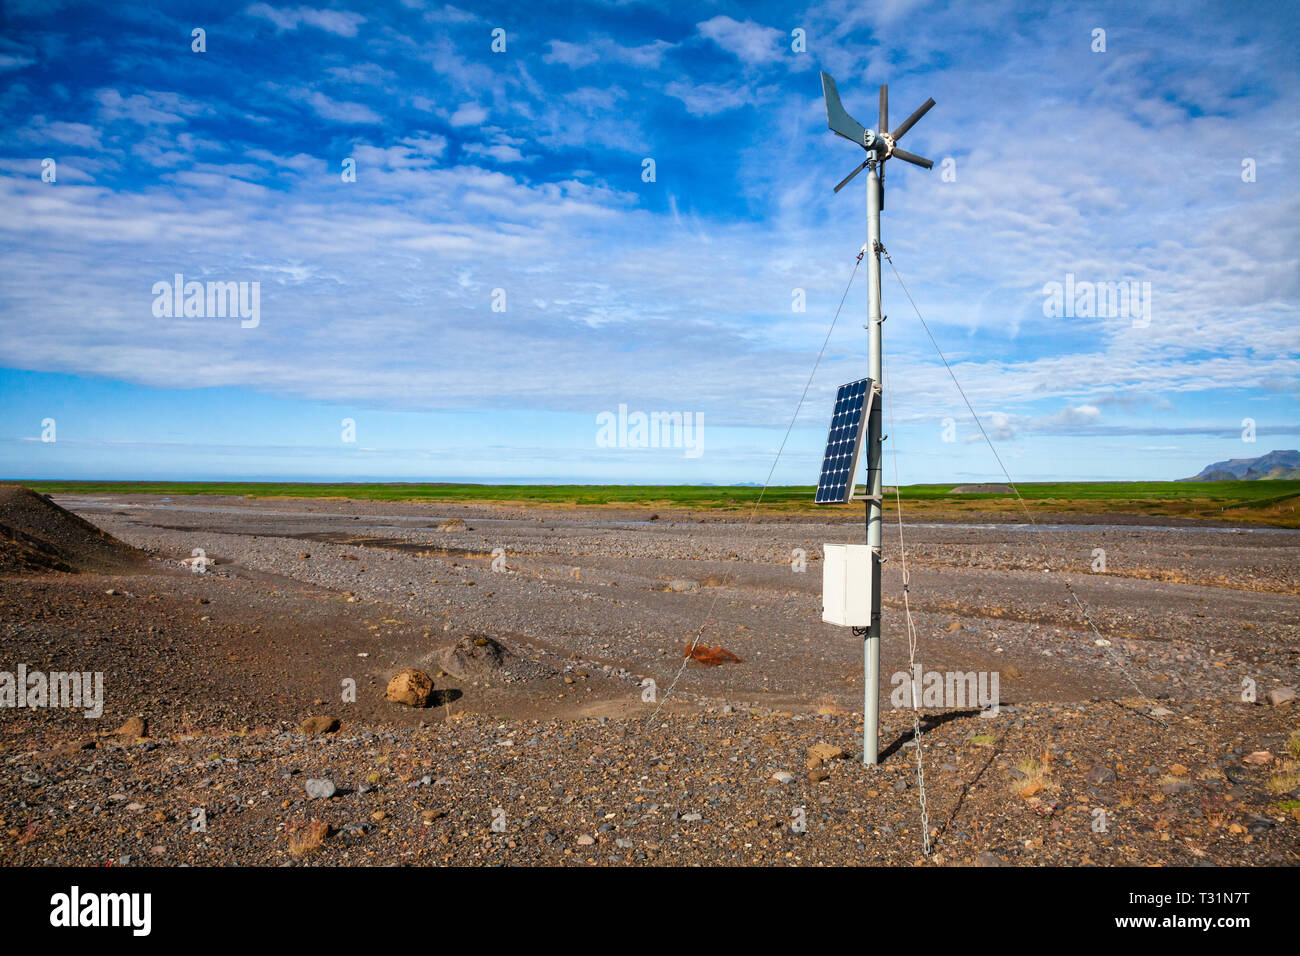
[
  {"left": 950, "top": 484, "right": 1013, "bottom": 494},
  {"left": 438, "top": 635, "right": 509, "bottom": 680},
  {"left": 0, "top": 485, "right": 144, "bottom": 573}
]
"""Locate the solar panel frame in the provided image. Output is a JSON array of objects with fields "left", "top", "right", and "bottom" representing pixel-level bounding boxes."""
[{"left": 813, "top": 377, "right": 874, "bottom": 505}]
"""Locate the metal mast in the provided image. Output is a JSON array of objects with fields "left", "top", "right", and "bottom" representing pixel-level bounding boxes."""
[{"left": 820, "top": 73, "right": 935, "bottom": 764}]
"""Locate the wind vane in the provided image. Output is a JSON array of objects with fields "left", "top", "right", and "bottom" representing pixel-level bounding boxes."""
[{"left": 813, "top": 73, "right": 935, "bottom": 765}]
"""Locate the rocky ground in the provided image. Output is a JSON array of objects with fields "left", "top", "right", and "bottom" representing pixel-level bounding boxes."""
[{"left": 1, "top": 493, "right": 1297, "bottom": 866}]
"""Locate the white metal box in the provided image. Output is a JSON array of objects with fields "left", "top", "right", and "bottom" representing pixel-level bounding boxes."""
[{"left": 821, "top": 543, "right": 873, "bottom": 627}]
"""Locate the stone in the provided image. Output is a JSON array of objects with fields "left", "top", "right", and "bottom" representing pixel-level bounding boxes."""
[
  {"left": 576, "top": 834, "right": 595, "bottom": 846},
  {"left": 305, "top": 778, "right": 336, "bottom": 800},
  {"left": 809, "top": 767, "right": 830, "bottom": 783},
  {"left": 114, "top": 716, "right": 147, "bottom": 738},
  {"left": 666, "top": 579, "right": 699, "bottom": 592},
  {"left": 385, "top": 668, "right": 435, "bottom": 707},
  {"left": 772, "top": 771, "right": 796, "bottom": 785},
  {"left": 1245, "top": 814, "right": 1275, "bottom": 834},
  {"left": 1266, "top": 686, "right": 1296, "bottom": 707},
  {"left": 298, "top": 716, "right": 340, "bottom": 735},
  {"left": 1086, "top": 765, "right": 1117, "bottom": 785},
  {"left": 807, "top": 742, "right": 846, "bottom": 763},
  {"left": 975, "top": 851, "right": 1008, "bottom": 867},
  {"left": 1159, "top": 779, "right": 1193, "bottom": 795},
  {"left": 436, "top": 518, "right": 466, "bottom": 532}
]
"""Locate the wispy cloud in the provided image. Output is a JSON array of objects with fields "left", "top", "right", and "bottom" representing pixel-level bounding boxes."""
[{"left": 246, "top": 4, "right": 366, "bottom": 37}]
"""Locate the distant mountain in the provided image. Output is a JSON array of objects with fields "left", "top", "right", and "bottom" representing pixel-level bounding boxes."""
[{"left": 1181, "top": 450, "right": 1300, "bottom": 481}]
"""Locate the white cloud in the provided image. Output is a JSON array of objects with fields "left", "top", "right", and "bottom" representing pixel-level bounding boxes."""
[
  {"left": 299, "top": 90, "right": 382, "bottom": 124},
  {"left": 421, "top": 4, "right": 481, "bottom": 25},
  {"left": 246, "top": 4, "right": 365, "bottom": 37},
  {"left": 462, "top": 141, "right": 528, "bottom": 163},
  {"left": 696, "top": 16, "right": 784, "bottom": 65},
  {"left": 544, "top": 37, "right": 673, "bottom": 70},
  {"left": 19, "top": 117, "right": 102, "bottom": 149},
  {"left": 96, "top": 89, "right": 207, "bottom": 126},
  {"left": 663, "top": 80, "right": 760, "bottom": 116},
  {"left": 449, "top": 102, "right": 488, "bottom": 126}
]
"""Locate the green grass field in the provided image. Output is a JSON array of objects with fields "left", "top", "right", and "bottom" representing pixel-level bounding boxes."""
[{"left": 11, "top": 479, "right": 1300, "bottom": 526}]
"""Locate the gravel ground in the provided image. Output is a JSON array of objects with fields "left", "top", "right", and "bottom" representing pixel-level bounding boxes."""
[
  {"left": 3, "top": 702, "right": 1297, "bottom": 867},
  {"left": 1, "top": 494, "right": 1296, "bottom": 866}
]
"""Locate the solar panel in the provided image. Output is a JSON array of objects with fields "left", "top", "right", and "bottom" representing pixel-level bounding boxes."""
[{"left": 814, "top": 377, "right": 873, "bottom": 504}]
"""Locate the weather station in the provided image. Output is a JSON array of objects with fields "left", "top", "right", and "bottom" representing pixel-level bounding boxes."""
[{"left": 814, "top": 73, "right": 936, "bottom": 766}]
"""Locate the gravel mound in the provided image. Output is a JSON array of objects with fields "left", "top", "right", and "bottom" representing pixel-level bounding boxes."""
[{"left": 0, "top": 485, "right": 144, "bottom": 573}]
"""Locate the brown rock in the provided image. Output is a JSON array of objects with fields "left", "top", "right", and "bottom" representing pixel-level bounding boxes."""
[
  {"left": 808, "top": 742, "right": 846, "bottom": 763},
  {"left": 809, "top": 766, "right": 830, "bottom": 783},
  {"left": 114, "top": 717, "right": 147, "bottom": 738},
  {"left": 1266, "top": 686, "right": 1296, "bottom": 707},
  {"left": 386, "top": 668, "right": 435, "bottom": 707},
  {"left": 1019, "top": 780, "right": 1044, "bottom": 798},
  {"left": 299, "top": 715, "right": 340, "bottom": 735}
]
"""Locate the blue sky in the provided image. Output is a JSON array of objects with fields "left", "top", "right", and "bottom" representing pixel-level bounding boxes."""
[{"left": 0, "top": 0, "right": 1296, "bottom": 483}]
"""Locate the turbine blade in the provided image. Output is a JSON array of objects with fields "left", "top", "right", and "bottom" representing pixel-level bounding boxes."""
[
  {"left": 890, "top": 147, "right": 934, "bottom": 169},
  {"left": 821, "top": 71, "right": 869, "bottom": 147},
  {"left": 890, "top": 97, "right": 935, "bottom": 141},
  {"left": 833, "top": 159, "right": 870, "bottom": 193},
  {"left": 879, "top": 84, "right": 888, "bottom": 137}
]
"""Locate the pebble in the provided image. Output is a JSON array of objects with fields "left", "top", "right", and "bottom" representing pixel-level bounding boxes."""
[{"left": 305, "top": 778, "right": 337, "bottom": 800}]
